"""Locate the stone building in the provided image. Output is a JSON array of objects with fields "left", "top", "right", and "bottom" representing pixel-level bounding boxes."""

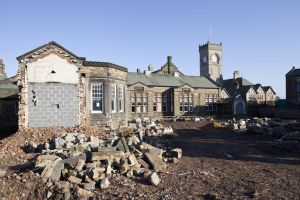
[
  {"left": 127, "top": 56, "right": 220, "bottom": 121},
  {"left": 13, "top": 40, "right": 277, "bottom": 129},
  {"left": 0, "top": 59, "right": 18, "bottom": 129},
  {"left": 286, "top": 67, "right": 300, "bottom": 107},
  {"left": 17, "top": 41, "right": 127, "bottom": 129},
  {"left": 221, "top": 70, "right": 276, "bottom": 114}
]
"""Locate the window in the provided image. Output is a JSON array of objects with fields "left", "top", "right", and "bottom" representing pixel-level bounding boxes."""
[
  {"left": 118, "top": 86, "right": 124, "bottom": 112},
  {"left": 91, "top": 83, "right": 103, "bottom": 113},
  {"left": 143, "top": 97, "right": 148, "bottom": 113},
  {"left": 153, "top": 96, "right": 157, "bottom": 112},
  {"left": 111, "top": 85, "right": 117, "bottom": 113},
  {"left": 162, "top": 93, "right": 168, "bottom": 112},
  {"left": 153, "top": 93, "right": 162, "bottom": 112},
  {"left": 170, "top": 93, "right": 174, "bottom": 112},
  {"left": 131, "top": 92, "right": 148, "bottom": 113},
  {"left": 131, "top": 97, "right": 136, "bottom": 112},
  {"left": 205, "top": 94, "right": 217, "bottom": 111},
  {"left": 180, "top": 93, "right": 193, "bottom": 112},
  {"left": 297, "top": 80, "right": 300, "bottom": 93}
]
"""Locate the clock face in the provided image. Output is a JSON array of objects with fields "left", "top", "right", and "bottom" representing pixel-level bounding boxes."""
[
  {"left": 211, "top": 54, "right": 218, "bottom": 64},
  {"left": 202, "top": 56, "right": 207, "bottom": 63}
]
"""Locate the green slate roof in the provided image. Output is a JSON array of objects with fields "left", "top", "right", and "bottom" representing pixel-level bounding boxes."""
[
  {"left": 127, "top": 72, "right": 219, "bottom": 88},
  {"left": 0, "top": 81, "right": 18, "bottom": 99},
  {"left": 222, "top": 77, "right": 253, "bottom": 88}
]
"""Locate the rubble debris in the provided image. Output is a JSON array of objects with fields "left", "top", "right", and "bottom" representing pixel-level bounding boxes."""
[
  {"left": 20, "top": 119, "right": 181, "bottom": 197},
  {"left": 0, "top": 170, "right": 7, "bottom": 178},
  {"left": 100, "top": 177, "right": 110, "bottom": 189},
  {"left": 148, "top": 172, "right": 160, "bottom": 186}
]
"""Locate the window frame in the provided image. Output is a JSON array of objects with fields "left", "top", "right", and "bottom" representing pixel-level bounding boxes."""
[{"left": 91, "top": 83, "right": 104, "bottom": 114}]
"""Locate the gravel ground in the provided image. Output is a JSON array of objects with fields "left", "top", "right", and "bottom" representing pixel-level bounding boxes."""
[{"left": 0, "top": 121, "right": 299, "bottom": 200}]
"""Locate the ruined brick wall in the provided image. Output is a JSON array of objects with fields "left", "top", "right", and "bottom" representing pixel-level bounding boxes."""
[{"left": 17, "top": 44, "right": 83, "bottom": 128}]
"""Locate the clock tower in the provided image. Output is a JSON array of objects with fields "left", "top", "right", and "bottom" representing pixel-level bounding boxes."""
[{"left": 199, "top": 42, "right": 222, "bottom": 85}]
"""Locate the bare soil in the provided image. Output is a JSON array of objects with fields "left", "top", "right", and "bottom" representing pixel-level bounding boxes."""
[{"left": 0, "top": 121, "right": 300, "bottom": 200}]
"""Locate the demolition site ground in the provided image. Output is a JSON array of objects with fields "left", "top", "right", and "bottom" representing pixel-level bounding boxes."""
[{"left": 0, "top": 120, "right": 300, "bottom": 200}]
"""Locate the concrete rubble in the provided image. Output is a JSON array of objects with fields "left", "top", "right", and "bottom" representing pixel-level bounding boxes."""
[
  {"left": 23, "top": 119, "right": 182, "bottom": 197},
  {"left": 215, "top": 117, "right": 300, "bottom": 142}
]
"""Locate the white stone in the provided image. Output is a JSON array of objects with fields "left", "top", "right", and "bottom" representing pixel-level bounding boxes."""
[
  {"left": 100, "top": 178, "right": 110, "bottom": 189},
  {"left": 148, "top": 172, "right": 160, "bottom": 186}
]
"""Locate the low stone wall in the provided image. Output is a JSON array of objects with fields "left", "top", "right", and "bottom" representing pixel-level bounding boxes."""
[{"left": 250, "top": 107, "right": 300, "bottom": 119}]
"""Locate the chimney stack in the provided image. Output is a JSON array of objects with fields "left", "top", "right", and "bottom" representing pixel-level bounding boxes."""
[
  {"left": 233, "top": 71, "right": 240, "bottom": 79},
  {"left": 167, "top": 56, "right": 172, "bottom": 73},
  {"left": 0, "top": 59, "right": 5, "bottom": 74}
]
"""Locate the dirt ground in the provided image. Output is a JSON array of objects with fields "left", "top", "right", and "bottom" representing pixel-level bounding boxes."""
[{"left": 0, "top": 121, "right": 300, "bottom": 200}]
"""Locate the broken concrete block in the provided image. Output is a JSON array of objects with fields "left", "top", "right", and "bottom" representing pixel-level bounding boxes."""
[
  {"left": 171, "top": 148, "right": 182, "bottom": 159},
  {"left": 64, "top": 134, "right": 76, "bottom": 143},
  {"left": 86, "top": 163, "right": 97, "bottom": 169},
  {"left": 137, "top": 158, "right": 150, "bottom": 169},
  {"left": 68, "top": 176, "right": 82, "bottom": 184},
  {"left": 128, "top": 154, "right": 138, "bottom": 166},
  {"left": 133, "top": 168, "right": 145, "bottom": 176},
  {"left": 145, "top": 148, "right": 163, "bottom": 157},
  {"left": 91, "top": 151, "right": 125, "bottom": 162},
  {"left": 138, "top": 130, "right": 143, "bottom": 142},
  {"left": 115, "top": 137, "right": 129, "bottom": 153},
  {"left": 60, "top": 154, "right": 86, "bottom": 166},
  {"left": 163, "top": 127, "right": 173, "bottom": 134},
  {"left": 119, "top": 158, "right": 130, "bottom": 174},
  {"left": 128, "top": 135, "right": 140, "bottom": 146},
  {"left": 53, "top": 137, "right": 65, "bottom": 149},
  {"left": 35, "top": 155, "right": 59, "bottom": 168},
  {"left": 148, "top": 172, "right": 160, "bottom": 186},
  {"left": 0, "top": 170, "right": 7, "bottom": 178},
  {"left": 83, "top": 182, "right": 95, "bottom": 191},
  {"left": 41, "top": 158, "right": 64, "bottom": 180},
  {"left": 97, "top": 147, "right": 117, "bottom": 152},
  {"left": 106, "top": 164, "right": 112, "bottom": 175},
  {"left": 100, "top": 178, "right": 110, "bottom": 189},
  {"left": 78, "top": 187, "right": 93, "bottom": 197},
  {"left": 75, "top": 159, "right": 85, "bottom": 171},
  {"left": 145, "top": 152, "right": 167, "bottom": 171}
]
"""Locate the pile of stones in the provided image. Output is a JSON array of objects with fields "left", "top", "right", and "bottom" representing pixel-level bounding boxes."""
[
  {"left": 23, "top": 120, "right": 182, "bottom": 197},
  {"left": 128, "top": 118, "right": 174, "bottom": 137}
]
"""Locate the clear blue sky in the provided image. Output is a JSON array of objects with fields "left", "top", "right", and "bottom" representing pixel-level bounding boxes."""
[{"left": 0, "top": 0, "right": 299, "bottom": 98}]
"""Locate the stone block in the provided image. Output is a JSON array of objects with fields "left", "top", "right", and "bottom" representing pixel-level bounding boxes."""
[
  {"left": 77, "top": 188, "right": 93, "bottom": 197},
  {"left": 35, "top": 155, "right": 59, "bottom": 168},
  {"left": 68, "top": 176, "right": 82, "bottom": 184},
  {"left": 115, "top": 137, "right": 129, "bottom": 152},
  {"left": 148, "top": 172, "right": 160, "bottom": 186},
  {"left": 170, "top": 148, "right": 182, "bottom": 159},
  {"left": 137, "top": 158, "right": 149, "bottom": 169},
  {"left": 83, "top": 182, "right": 95, "bottom": 191},
  {"left": 100, "top": 178, "right": 110, "bottom": 189},
  {"left": 128, "top": 154, "right": 138, "bottom": 166},
  {"left": 75, "top": 159, "right": 85, "bottom": 171},
  {"left": 91, "top": 151, "right": 125, "bottom": 162},
  {"left": 145, "top": 152, "right": 167, "bottom": 172}
]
